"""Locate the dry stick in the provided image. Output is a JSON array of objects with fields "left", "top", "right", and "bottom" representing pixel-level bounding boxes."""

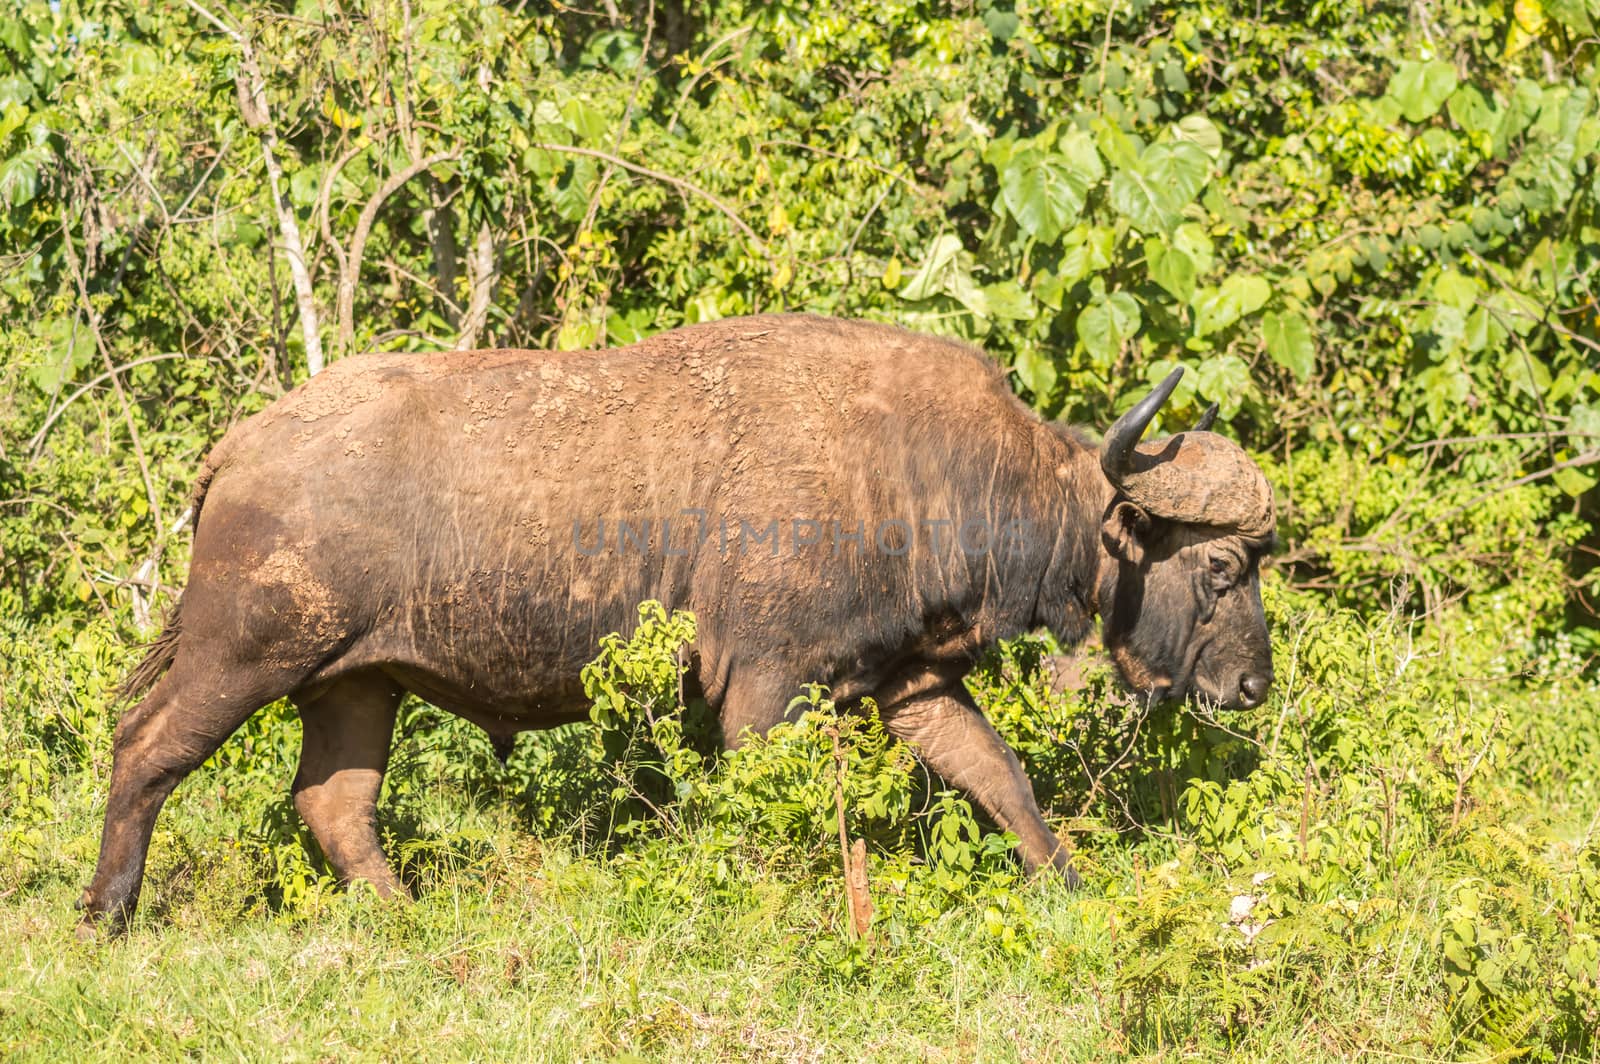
[
  {"left": 186, "top": 0, "right": 325, "bottom": 376},
  {"left": 335, "top": 149, "right": 462, "bottom": 355},
  {"left": 827, "top": 727, "right": 872, "bottom": 942},
  {"left": 57, "top": 220, "right": 162, "bottom": 551}
]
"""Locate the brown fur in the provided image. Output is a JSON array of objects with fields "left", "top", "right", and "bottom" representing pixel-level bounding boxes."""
[{"left": 77, "top": 314, "right": 1274, "bottom": 935}]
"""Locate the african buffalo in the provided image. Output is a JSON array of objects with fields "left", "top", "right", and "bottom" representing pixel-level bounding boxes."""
[{"left": 78, "top": 314, "right": 1274, "bottom": 935}]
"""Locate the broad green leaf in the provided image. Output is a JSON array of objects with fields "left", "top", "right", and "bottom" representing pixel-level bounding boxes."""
[
  {"left": 1078, "top": 291, "right": 1142, "bottom": 366},
  {"left": 561, "top": 96, "right": 608, "bottom": 144},
  {"left": 1504, "top": 345, "right": 1552, "bottom": 397},
  {"left": 1553, "top": 464, "right": 1598, "bottom": 496},
  {"left": 1109, "top": 141, "right": 1209, "bottom": 235},
  {"left": 1192, "top": 274, "right": 1271, "bottom": 338},
  {"left": 1173, "top": 222, "right": 1215, "bottom": 275},
  {"left": 1193, "top": 355, "right": 1251, "bottom": 418},
  {"left": 1387, "top": 60, "right": 1458, "bottom": 123},
  {"left": 1544, "top": 0, "right": 1595, "bottom": 33},
  {"left": 1262, "top": 310, "right": 1315, "bottom": 380},
  {"left": 1058, "top": 128, "right": 1106, "bottom": 184},
  {"left": 1173, "top": 114, "right": 1224, "bottom": 161},
  {"left": 1432, "top": 270, "right": 1481, "bottom": 311},
  {"left": 0, "top": 146, "right": 41, "bottom": 207},
  {"left": 1092, "top": 118, "right": 1140, "bottom": 171},
  {"left": 1057, "top": 225, "right": 1115, "bottom": 285},
  {"left": 945, "top": 269, "right": 992, "bottom": 321},
  {"left": 1145, "top": 238, "right": 1196, "bottom": 302},
  {"left": 999, "top": 147, "right": 1091, "bottom": 244},
  {"left": 1462, "top": 305, "right": 1506, "bottom": 352},
  {"left": 1013, "top": 345, "right": 1058, "bottom": 398},
  {"left": 980, "top": 281, "right": 1036, "bottom": 320},
  {"left": 288, "top": 166, "right": 320, "bottom": 208},
  {"left": 0, "top": 101, "right": 26, "bottom": 143},
  {"left": 900, "top": 234, "right": 964, "bottom": 301},
  {"left": 1446, "top": 84, "right": 1497, "bottom": 136},
  {"left": 551, "top": 156, "right": 598, "bottom": 221},
  {"left": 1420, "top": 304, "right": 1467, "bottom": 356}
]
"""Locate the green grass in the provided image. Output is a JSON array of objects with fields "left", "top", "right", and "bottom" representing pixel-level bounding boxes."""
[
  {"left": 1, "top": 755, "right": 1588, "bottom": 1062},
  {"left": 3, "top": 597, "right": 1597, "bottom": 1061}
]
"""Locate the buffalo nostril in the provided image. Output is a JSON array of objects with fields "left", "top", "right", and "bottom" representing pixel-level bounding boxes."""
[{"left": 1239, "top": 673, "right": 1271, "bottom": 706}]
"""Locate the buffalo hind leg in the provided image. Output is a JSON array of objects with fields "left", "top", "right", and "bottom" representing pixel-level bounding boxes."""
[
  {"left": 716, "top": 667, "right": 804, "bottom": 749},
  {"left": 291, "top": 674, "right": 406, "bottom": 899},
  {"left": 78, "top": 663, "right": 289, "bottom": 938},
  {"left": 882, "top": 690, "right": 1078, "bottom": 885}
]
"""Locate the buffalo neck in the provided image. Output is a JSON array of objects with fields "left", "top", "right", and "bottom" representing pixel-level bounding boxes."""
[{"left": 1023, "top": 421, "right": 1115, "bottom": 644}]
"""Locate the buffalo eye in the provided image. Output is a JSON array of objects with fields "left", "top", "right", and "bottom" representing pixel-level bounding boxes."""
[{"left": 1208, "top": 555, "right": 1236, "bottom": 591}]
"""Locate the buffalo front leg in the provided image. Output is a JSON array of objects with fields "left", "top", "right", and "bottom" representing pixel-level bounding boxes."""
[
  {"left": 291, "top": 673, "right": 406, "bottom": 899},
  {"left": 882, "top": 690, "right": 1077, "bottom": 885}
]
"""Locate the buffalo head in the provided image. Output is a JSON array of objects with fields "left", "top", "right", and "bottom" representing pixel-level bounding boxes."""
[{"left": 1095, "top": 369, "right": 1276, "bottom": 709}]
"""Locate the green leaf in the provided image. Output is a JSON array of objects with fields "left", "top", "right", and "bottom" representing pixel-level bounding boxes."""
[
  {"left": 0, "top": 146, "right": 40, "bottom": 207},
  {"left": 1059, "top": 128, "right": 1106, "bottom": 184},
  {"left": 1173, "top": 114, "right": 1224, "bottom": 161},
  {"left": 1262, "top": 310, "right": 1315, "bottom": 380},
  {"left": 1192, "top": 274, "right": 1272, "bottom": 338},
  {"left": 1056, "top": 225, "right": 1115, "bottom": 286},
  {"left": 980, "top": 281, "right": 1036, "bottom": 320},
  {"left": 1432, "top": 270, "right": 1481, "bottom": 312},
  {"left": 288, "top": 166, "right": 320, "bottom": 208},
  {"left": 1553, "top": 464, "right": 1598, "bottom": 497},
  {"left": 1193, "top": 355, "right": 1252, "bottom": 418},
  {"left": 551, "top": 156, "right": 598, "bottom": 221},
  {"left": 999, "top": 137, "right": 1100, "bottom": 244},
  {"left": 1078, "top": 291, "right": 1141, "bottom": 367},
  {"left": 1109, "top": 142, "right": 1209, "bottom": 235},
  {"left": 1387, "top": 60, "right": 1458, "bottom": 124},
  {"left": 1013, "top": 345, "right": 1058, "bottom": 398},
  {"left": 900, "top": 234, "right": 964, "bottom": 301},
  {"left": 1545, "top": 0, "right": 1595, "bottom": 33},
  {"left": 1446, "top": 85, "right": 1497, "bottom": 136},
  {"left": 1146, "top": 238, "right": 1196, "bottom": 302},
  {"left": 1173, "top": 223, "right": 1215, "bottom": 275},
  {"left": 561, "top": 96, "right": 608, "bottom": 144}
]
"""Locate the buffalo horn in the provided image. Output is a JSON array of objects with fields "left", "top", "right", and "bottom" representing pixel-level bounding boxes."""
[
  {"left": 1100, "top": 367, "right": 1184, "bottom": 486},
  {"left": 1098, "top": 369, "right": 1275, "bottom": 539}
]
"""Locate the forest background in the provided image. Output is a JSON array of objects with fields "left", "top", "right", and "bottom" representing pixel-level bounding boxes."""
[{"left": 2, "top": 0, "right": 1600, "bottom": 1058}]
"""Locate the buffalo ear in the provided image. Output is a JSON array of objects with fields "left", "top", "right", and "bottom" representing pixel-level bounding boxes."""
[{"left": 1101, "top": 500, "right": 1152, "bottom": 565}]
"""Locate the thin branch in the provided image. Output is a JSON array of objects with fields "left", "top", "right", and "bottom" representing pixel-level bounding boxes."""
[
  {"left": 336, "top": 149, "right": 462, "bottom": 354},
  {"left": 529, "top": 142, "right": 768, "bottom": 253},
  {"left": 28, "top": 353, "right": 190, "bottom": 456},
  {"left": 189, "top": 0, "right": 326, "bottom": 375}
]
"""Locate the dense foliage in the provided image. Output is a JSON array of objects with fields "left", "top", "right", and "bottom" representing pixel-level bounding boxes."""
[{"left": 2, "top": 0, "right": 1598, "bottom": 1058}]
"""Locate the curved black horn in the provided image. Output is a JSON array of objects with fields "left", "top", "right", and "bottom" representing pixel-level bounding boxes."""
[
  {"left": 1192, "top": 402, "right": 1218, "bottom": 433},
  {"left": 1101, "top": 367, "right": 1184, "bottom": 485}
]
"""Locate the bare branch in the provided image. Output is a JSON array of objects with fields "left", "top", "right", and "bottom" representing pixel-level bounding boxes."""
[
  {"left": 28, "top": 353, "right": 190, "bottom": 456},
  {"left": 336, "top": 149, "right": 462, "bottom": 355},
  {"left": 189, "top": 0, "right": 326, "bottom": 375},
  {"left": 456, "top": 222, "right": 498, "bottom": 350},
  {"left": 529, "top": 142, "right": 769, "bottom": 253}
]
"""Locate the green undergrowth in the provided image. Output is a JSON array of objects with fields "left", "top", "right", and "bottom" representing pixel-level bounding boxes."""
[{"left": 2, "top": 590, "right": 1597, "bottom": 1061}]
